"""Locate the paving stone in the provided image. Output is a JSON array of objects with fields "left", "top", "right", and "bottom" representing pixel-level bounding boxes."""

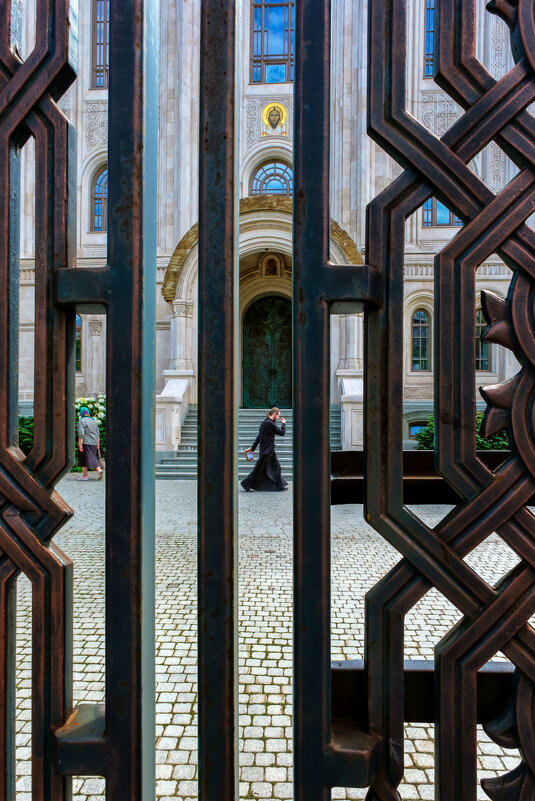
[{"left": 12, "top": 479, "right": 522, "bottom": 800}]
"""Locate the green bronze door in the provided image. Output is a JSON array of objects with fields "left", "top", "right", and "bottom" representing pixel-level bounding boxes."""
[{"left": 243, "top": 296, "right": 292, "bottom": 408}]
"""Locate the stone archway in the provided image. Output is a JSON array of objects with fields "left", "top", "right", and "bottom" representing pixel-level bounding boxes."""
[{"left": 156, "top": 197, "right": 362, "bottom": 449}]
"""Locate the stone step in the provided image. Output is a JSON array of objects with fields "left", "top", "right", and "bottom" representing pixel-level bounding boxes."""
[{"left": 155, "top": 406, "right": 339, "bottom": 479}]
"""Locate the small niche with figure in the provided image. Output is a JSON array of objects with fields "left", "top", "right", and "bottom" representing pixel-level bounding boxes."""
[{"left": 259, "top": 252, "right": 285, "bottom": 278}]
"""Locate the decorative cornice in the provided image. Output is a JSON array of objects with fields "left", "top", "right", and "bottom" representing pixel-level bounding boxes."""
[{"left": 161, "top": 196, "right": 362, "bottom": 302}]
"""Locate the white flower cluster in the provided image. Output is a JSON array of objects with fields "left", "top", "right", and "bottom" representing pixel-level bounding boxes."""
[{"left": 75, "top": 395, "right": 107, "bottom": 427}]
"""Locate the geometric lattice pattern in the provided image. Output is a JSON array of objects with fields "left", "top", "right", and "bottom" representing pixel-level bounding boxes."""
[
  {"left": 0, "top": 2, "right": 76, "bottom": 798},
  {"left": 365, "top": 0, "right": 535, "bottom": 797}
]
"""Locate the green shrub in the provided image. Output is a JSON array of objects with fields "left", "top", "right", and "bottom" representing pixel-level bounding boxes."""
[
  {"left": 18, "top": 416, "right": 34, "bottom": 455},
  {"left": 414, "top": 412, "right": 509, "bottom": 450}
]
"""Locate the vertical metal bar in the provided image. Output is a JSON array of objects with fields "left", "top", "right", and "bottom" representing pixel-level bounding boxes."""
[
  {"left": 105, "top": 1, "right": 158, "bottom": 798},
  {"left": 197, "top": 0, "right": 239, "bottom": 797},
  {"left": 293, "top": 0, "right": 332, "bottom": 798}
]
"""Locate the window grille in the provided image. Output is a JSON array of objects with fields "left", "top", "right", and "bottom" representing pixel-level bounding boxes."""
[
  {"left": 250, "top": 0, "right": 294, "bottom": 83},
  {"left": 412, "top": 308, "right": 430, "bottom": 371},
  {"left": 424, "top": 0, "right": 435, "bottom": 77},
  {"left": 476, "top": 308, "right": 491, "bottom": 370},
  {"left": 75, "top": 315, "right": 82, "bottom": 372},
  {"left": 92, "top": 0, "right": 110, "bottom": 88},
  {"left": 423, "top": 197, "right": 463, "bottom": 226},
  {"left": 250, "top": 160, "right": 293, "bottom": 194}
]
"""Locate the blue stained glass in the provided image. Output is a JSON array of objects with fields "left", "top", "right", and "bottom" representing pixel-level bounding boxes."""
[{"left": 266, "top": 64, "right": 286, "bottom": 82}]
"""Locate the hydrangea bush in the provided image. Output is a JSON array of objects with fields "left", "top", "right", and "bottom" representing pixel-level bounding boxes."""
[
  {"left": 75, "top": 395, "right": 106, "bottom": 456},
  {"left": 17, "top": 396, "right": 107, "bottom": 467}
]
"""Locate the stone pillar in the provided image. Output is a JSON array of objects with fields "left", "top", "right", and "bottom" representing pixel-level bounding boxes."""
[
  {"left": 155, "top": 299, "right": 195, "bottom": 453},
  {"left": 336, "top": 313, "right": 364, "bottom": 449},
  {"left": 169, "top": 299, "right": 193, "bottom": 370},
  {"left": 86, "top": 316, "right": 106, "bottom": 397},
  {"left": 337, "top": 313, "right": 363, "bottom": 370}
]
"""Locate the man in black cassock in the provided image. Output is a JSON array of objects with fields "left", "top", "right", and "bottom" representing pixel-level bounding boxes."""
[{"left": 241, "top": 407, "right": 289, "bottom": 492}]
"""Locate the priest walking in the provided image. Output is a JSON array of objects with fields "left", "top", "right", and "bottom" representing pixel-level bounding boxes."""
[{"left": 241, "top": 407, "right": 289, "bottom": 492}]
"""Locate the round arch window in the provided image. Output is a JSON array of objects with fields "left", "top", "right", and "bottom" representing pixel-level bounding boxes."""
[{"left": 250, "top": 161, "right": 293, "bottom": 196}]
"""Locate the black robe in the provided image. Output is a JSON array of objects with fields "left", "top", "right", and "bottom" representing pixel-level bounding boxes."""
[{"left": 241, "top": 417, "right": 288, "bottom": 491}]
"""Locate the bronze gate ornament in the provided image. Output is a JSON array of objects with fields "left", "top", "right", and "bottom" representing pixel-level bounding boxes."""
[{"left": 364, "top": 0, "right": 535, "bottom": 798}]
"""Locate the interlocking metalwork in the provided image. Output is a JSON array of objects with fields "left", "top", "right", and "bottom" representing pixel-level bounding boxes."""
[
  {"left": 365, "top": 0, "right": 535, "bottom": 798},
  {"left": 293, "top": 0, "right": 535, "bottom": 799},
  {"left": 0, "top": 1, "right": 158, "bottom": 798}
]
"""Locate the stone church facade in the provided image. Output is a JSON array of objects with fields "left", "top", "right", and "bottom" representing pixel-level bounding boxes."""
[{"left": 17, "top": 0, "right": 520, "bottom": 453}]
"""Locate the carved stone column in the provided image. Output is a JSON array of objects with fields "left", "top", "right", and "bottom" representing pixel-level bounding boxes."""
[
  {"left": 337, "top": 313, "right": 363, "bottom": 371},
  {"left": 86, "top": 316, "right": 106, "bottom": 397},
  {"left": 336, "top": 313, "right": 364, "bottom": 449},
  {"left": 170, "top": 299, "right": 193, "bottom": 370}
]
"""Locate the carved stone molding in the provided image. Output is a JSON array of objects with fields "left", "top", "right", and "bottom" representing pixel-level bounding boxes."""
[
  {"left": 81, "top": 248, "right": 107, "bottom": 258},
  {"left": 172, "top": 300, "right": 193, "bottom": 318},
  {"left": 421, "top": 90, "right": 462, "bottom": 137},
  {"left": 404, "top": 264, "right": 434, "bottom": 277},
  {"left": 404, "top": 385, "right": 433, "bottom": 399},
  {"left": 86, "top": 101, "right": 108, "bottom": 149},
  {"left": 490, "top": 16, "right": 508, "bottom": 79},
  {"left": 89, "top": 320, "right": 103, "bottom": 336}
]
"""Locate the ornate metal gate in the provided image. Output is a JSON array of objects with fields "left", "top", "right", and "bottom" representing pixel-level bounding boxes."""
[
  {"left": 293, "top": 0, "right": 535, "bottom": 798},
  {"left": 0, "top": 0, "right": 157, "bottom": 798},
  {"left": 3, "top": 0, "right": 535, "bottom": 799}
]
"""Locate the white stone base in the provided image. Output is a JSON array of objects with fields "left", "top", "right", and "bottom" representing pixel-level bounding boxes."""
[{"left": 155, "top": 370, "right": 195, "bottom": 451}]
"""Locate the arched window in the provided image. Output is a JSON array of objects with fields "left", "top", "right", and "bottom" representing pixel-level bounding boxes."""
[
  {"left": 411, "top": 309, "right": 430, "bottom": 371},
  {"left": 476, "top": 308, "right": 491, "bottom": 371},
  {"left": 92, "top": 0, "right": 110, "bottom": 88},
  {"left": 250, "top": 0, "right": 294, "bottom": 83},
  {"left": 424, "top": 0, "right": 435, "bottom": 77},
  {"left": 90, "top": 166, "right": 108, "bottom": 232},
  {"left": 75, "top": 315, "right": 82, "bottom": 373},
  {"left": 250, "top": 161, "right": 293, "bottom": 195}
]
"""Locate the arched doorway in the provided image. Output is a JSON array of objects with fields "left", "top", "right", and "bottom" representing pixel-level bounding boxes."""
[{"left": 243, "top": 296, "right": 292, "bottom": 408}]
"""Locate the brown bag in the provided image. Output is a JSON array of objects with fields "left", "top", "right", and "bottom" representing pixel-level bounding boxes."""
[
  {"left": 98, "top": 449, "right": 105, "bottom": 470},
  {"left": 244, "top": 447, "right": 255, "bottom": 462}
]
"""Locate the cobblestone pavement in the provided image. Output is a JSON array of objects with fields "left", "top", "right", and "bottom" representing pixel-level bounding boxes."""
[{"left": 14, "top": 478, "right": 521, "bottom": 800}]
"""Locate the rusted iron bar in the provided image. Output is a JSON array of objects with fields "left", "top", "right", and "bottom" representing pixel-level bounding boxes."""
[
  {"left": 330, "top": 450, "right": 512, "bottom": 505},
  {"left": 0, "top": 1, "right": 77, "bottom": 798},
  {"left": 197, "top": 0, "right": 239, "bottom": 798},
  {"left": 331, "top": 660, "right": 515, "bottom": 725},
  {"left": 103, "top": 2, "right": 158, "bottom": 798},
  {"left": 293, "top": 0, "right": 333, "bottom": 794},
  {"left": 56, "top": 0, "right": 160, "bottom": 794},
  {"left": 293, "top": 0, "right": 381, "bottom": 797}
]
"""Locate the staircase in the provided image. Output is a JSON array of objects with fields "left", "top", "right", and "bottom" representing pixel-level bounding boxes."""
[{"left": 155, "top": 405, "right": 342, "bottom": 479}]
